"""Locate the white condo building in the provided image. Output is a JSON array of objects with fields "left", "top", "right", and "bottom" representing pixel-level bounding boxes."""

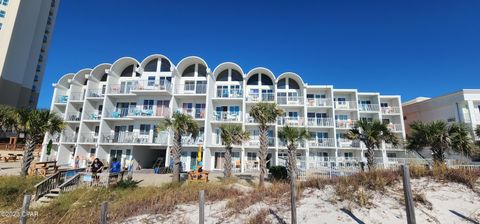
[
  {"left": 0, "top": 0, "right": 59, "bottom": 108},
  {"left": 40, "top": 54, "right": 408, "bottom": 173},
  {"left": 403, "top": 89, "right": 480, "bottom": 141}
]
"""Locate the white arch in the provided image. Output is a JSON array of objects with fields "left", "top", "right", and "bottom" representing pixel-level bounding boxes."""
[
  {"left": 175, "top": 56, "right": 209, "bottom": 75},
  {"left": 72, "top": 68, "right": 92, "bottom": 85},
  {"left": 110, "top": 57, "right": 140, "bottom": 76},
  {"left": 245, "top": 67, "right": 276, "bottom": 85},
  {"left": 56, "top": 73, "right": 75, "bottom": 88},
  {"left": 277, "top": 72, "right": 305, "bottom": 88},
  {"left": 212, "top": 62, "right": 245, "bottom": 80},
  {"left": 89, "top": 63, "right": 111, "bottom": 81},
  {"left": 140, "top": 54, "right": 175, "bottom": 72}
]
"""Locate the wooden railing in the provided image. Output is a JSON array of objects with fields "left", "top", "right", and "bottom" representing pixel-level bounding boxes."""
[
  {"left": 34, "top": 168, "right": 86, "bottom": 200},
  {"left": 0, "top": 143, "right": 42, "bottom": 151},
  {"left": 59, "top": 173, "right": 83, "bottom": 192}
]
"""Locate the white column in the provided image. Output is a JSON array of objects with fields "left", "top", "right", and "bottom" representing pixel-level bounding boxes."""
[{"left": 240, "top": 148, "right": 245, "bottom": 173}]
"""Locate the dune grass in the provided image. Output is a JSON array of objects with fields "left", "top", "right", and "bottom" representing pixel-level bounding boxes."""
[{"left": 0, "top": 176, "right": 42, "bottom": 209}]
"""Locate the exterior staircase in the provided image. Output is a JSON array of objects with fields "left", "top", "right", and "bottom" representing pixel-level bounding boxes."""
[{"left": 32, "top": 168, "right": 85, "bottom": 206}]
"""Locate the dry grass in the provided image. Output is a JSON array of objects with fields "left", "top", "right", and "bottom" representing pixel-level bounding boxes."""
[
  {"left": 0, "top": 176, "right": 42, "bottom": 209},
  {"left": 413, "top": 192, "right": 432, "bottom": 210},
  {"left": 246, "top": 208, "right": 272, "bottom": 224},
  {"left": 26, "top": 181, "right": 243, "bottom": 224}
]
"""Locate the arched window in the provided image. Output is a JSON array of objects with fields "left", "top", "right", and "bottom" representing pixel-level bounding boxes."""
[
  {"left": 120, "top": 65, "right": 134, "bottom": 77},
  {"left": 277, "top": 78, "right": 286, "bottom": 89},
  {"left": 231, "top": 70, "right": 243, "bottom": 81},
  {"left": 260, "top": 74, "right": 273, "bottom": 85},
  {"left": 216, "top": 70, "right": 228, "bottom": 81},
  {"left": 160, "top": 58, "right": 171, "bottom": 72},
  {"left": 289, "top": 78, "right": 300, "bottom": 89},
  {"left": 198, "top": 64, "right": 207, "bottom": 77},
  {"left": 144, "top": 59, "right": 158, "bottom": 72},
  {"left": 83, "top": 79, "right": 88, "bottom": 85},
  {"left": 182, "top": 64, "right": 195, "bottom": 77},
  {"left": 247, "top": 74, "right": 258, "bottom": 85},
  {"left": 100, "top": 73, "right": 107, "bottom": 82}
]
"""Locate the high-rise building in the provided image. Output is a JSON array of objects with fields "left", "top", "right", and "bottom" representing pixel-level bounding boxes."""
[
  {"left": 41, "top": 54, "right": 409, "bottom": 173},
  {"left": 403, "top": 89, "right": 480, "bottom": 140},
  {"left": 0, "top": 0, "right": 59, "bottom": 108}
]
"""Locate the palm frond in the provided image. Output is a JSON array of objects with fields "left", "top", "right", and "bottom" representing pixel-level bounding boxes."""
[
  {"left": 220, "top": 124, "right": 250, "bottom": 147},
  {"left": 249, "top": 102, "right": 283, "bottom": 126}
]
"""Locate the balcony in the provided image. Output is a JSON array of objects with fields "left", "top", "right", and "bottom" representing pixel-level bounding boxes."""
[
  {"left": 175, "top": 83, "right": 207, "bottom": 95},
  {"left": 385, "top": 143, "right": 404, "bottom": 150},
  {"left": 83, "top": 110, "right": 101, "bottom": 121},
  {"left": 335, "top": 119, "right": 356, "bottom": 129},
  {"left": 62, "top": 133, "right": 77, "bottom": 143},
  {"left": 130, "top": 80, "right": 172, "bottom": 94},
  {"left": 101, "top": 132, "right": 168, "bottom": 145},
  {"left": 277, "top": 96, "right": 304, "bottom": 106},
  {"left": 55, "top": 95, "right": 68, "bottom": 104},
  {"left": 181, "top": 135, "right": 204, "bottom": 146},
  {"left": 106, "top": 108, "right": 129, "bottom": 119},
  {"left": 69, "top": 92, "right": 84, "bottom": 101},
  {"left": 128, "top": 106, "right": 170, "bottom": 118},
  {"left": 246, "top": 93, "right": 275, "bottom": 102},
  {"left": 307, "top": 117, "right": 334, "bottom": 127},
  {"left": 244, "top": 137, "right": 275, "bottom": 147},
  {"left": 49, "top": 133, "right": 61, "bottom": 143},
  {"left": 337, "top": 138, "right": 361, "bottom": 148},
  {"left": 213, "top": 112, "right": 241, "bottom": 122},
  {"left": 215, "top": 89, "right": 243, "bottom": 99},
  {"left": 358, "top": 104, "right": 379, "bottom": 112},
  {"left": 277, "top": 117, "right": 304, "bottom": 126},
  {"left": 179, "top": 108, "right": 206, "bottom": 119},
  {"left": 306, "top": 98, "right": 332, "bottom": 107},
  {"left": 308, "top": 138, "right": 336, "bottom": 148},
  {"left": 79, "top": 132, "right": 98, "bottom": 143},
  {"left": 86, "top": 89, "right": 105, "bottom": 98},
  {"left": 381, "top": 106, "right": 401, "bottom": 114},
  {"left": 334, "top": 101, "right": 357, "bottom": 110},
  {"left": 65, "top": 112, "right": 81, "bottom": 122},
  {"left": 387, "top": 123, "right": 403, "bottom": 132},
  {"left": 308, "top": 157, "right": 337, "bottom": 168},
  {"left": 278, "top": 139, "right": 306, "bottom": 148}
]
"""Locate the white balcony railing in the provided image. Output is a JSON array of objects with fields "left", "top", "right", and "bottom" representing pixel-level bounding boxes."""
[
  {"left": 277, "top": 117, "right": 304, "bottom": 126},
  {"left": 215, "top": 89, "right": 243, "bottom": 98},
  {"left": 70, "top": 92, "right": 84, "bottom": 101},
  {"left": 381, "top": 106, "right": 401, "bottom": 114},
  {"left": 62, "top": 132, "right": 77, "bottom": 143},
  {"left": 337, "top": 138, "right": 361, "bottom": 148},
  {"left": 306, "top": 98, "right": 331, "bottom": 107},
  {"left": 101, "top": 132, "right": 168, "bottom": 145},
  {"left": 277, "top": 96, "right": 304, "bottom": 105},
  {"left": 213, "top": 112, "right": 242, "bottom": 122},
  {"left": 245, "top": 137, "right": 275, "bottom": 147},
  {"left": 308, "top": 157, "right": 337, "bottom": 168},
  {"left": 308, "top": 138, "right": 336, "bottom": 147},
  {"left": 86, "top": 89, "right": 105, "bottom": 98},
  {"left": 108, "top": 80, "right": 172, "bottom": 95},
  {"left": 335, "top": 119, "right": 356, "bottom": 129},
  {"left": 175, "top": 83, "right": 207, "bottom": 94},
  {"left": 65, "top": 112, "right": 81, "bottom": 121},
  {"left": 55, "top": 95, "right": 68, "bottom": 103},
  {"left": 106, "top": 108, "right": 129, "bottom": 118},
  {"left": 83, "top": 110, "right": 102, "bottom": 120},
  {"left": 179, "top": 108, "right": 206, "bottom": 119},
  {"left": 334, "top": 101, "right": 357, "bottom": 110},
  {"left": 246, "top": 93, "right": 275, "bottom": 102},
  {"left": 278, "top": 139, "right": 306, "bottom": 148},
  {"left": 358, "top": 104, "right": 379, "bottom": 112},
  {"left": 387, "top": 123, "right": 403, "bottom": 132},
  {"left": 128, "top": 106, "right": 170, "bottom": 118},
  {"left": 307, "top": 117, "right": 334, "bottom": 127},
  {"left": 181, "top": 135, "right": 204, "bottom": 146},
  {"left": 79, "top": 132, "right": 98, "bottom": 143}
]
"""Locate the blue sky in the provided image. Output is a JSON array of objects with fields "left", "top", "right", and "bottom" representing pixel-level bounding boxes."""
[{"left": 38, "top": 0, "right": 480, "bottom": 109}]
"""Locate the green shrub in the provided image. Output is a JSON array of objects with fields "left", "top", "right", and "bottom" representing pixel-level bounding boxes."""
[
  {"left": 116, "top": 179, "right": 140, "bottom": 189},
  {"left": 269, "top": 166, "right": 288, "bottom": 180}
]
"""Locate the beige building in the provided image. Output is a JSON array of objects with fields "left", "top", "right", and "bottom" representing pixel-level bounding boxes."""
[{"left": 0, "top": 0, "right": 59, "bottom": 108}]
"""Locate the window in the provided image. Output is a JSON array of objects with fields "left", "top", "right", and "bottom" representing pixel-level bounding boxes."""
[
  {"left": 195, "top": 104, "right": 205, "bottom": 118},
  {"left": 100, "top": 73, "right": 108, "bottom": 82},
  {"left": 160, "top": 58, "right": 171, "bottom": 72},
  {"left": 247, "top": 74, "right": 258, "bottom": 85},
  {"left": 382, "top": 119, "right": 391, "bottom": 124},
  {"left": 0, "top": 23, "right": 2, "bottom": 30},
  {"left": 1, "top": 0, "right": 8, "bottom": 6},
  {"left": 0, "top": 10, "right": 5, "bottom": 18},
  {"left": 198, "top": 64, "right": 207, "bottom": 77},
  {"left": 260, "top": 74, "right": 273, "bottom": 85},
  {"left": 387, "top": 153, "right": 397, "bottom": 158},
  {"left": 277, "top": 79, "right": 286, "bottom": 89},
  {"left": 217, "top": 70, "right": 228, "bottom": 81},
  {"left": 231, "top": 70, "right": 243, "bottom": 81},
  {"left": 230, "top": 85, "right": 241, "bottom": 96},
  {"left": 147, "top": 76, "right": 155, "bottom": 86},
  {"left": 289, "top": 78, "right": 300, "bottom": 89},
  {"left": 336, "top": 114, "right": 348, "bottom": 120},
  {"left": 120, "top": 65, "right": 134, "bottom": 77},
  {"left": 144, "top": 59, "right": 158, "bottom": 72},
  {"left": 247, "top": 152, "right": 257, "bottom": 161},
  {"left": 217, "top": 85, "right": 228, "bottom": 97},
  {"left": 143, "top": 100, "right": 154, "bottom": 110},
  {"left": 140, "top": 124, "right": 151, "bottom": 135},
  {"left": 344, "top": 152, "right": 353, "bottom": 158},
  {"left": 337, "top": 98, "right": 346, "bottom": 104},
  {"left": 229, "top": 106, "right": 240, "bottom": 115},
  {"left": 381, "top": 103, "right": 388, "bottom": 108},
  {"left": 182, "top": 65, "right": 195, "bottom": 77},
  {"left": 184, "top": 81, "right": 195, "bottom": 91}
]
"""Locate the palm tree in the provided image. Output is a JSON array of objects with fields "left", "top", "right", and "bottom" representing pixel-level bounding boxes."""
[
  {"left": 16, "top": 109, "right": 64, "bottom": 176},
  {"left": 159, "top": 112, "right": 199, "bottom": 183},
  {"left": 476, "top": 125, "right": 480, "bottom": 140},
  {"left": 219, "top": 124, "right": 250, "bottom": 178},
  {"left": 346, "top": 119, "right": 399, "bottom": 170},
  {"left": 0, "top": 105, "right": 17, "bottom": 135},
  {"left": 249, "top": 102, "right": 283, "bottom": 187},
  {"left": 407, "top": 121, "right": 475, "bottom": 164},
  {"left": 278, "top": 126, "right": 310, "bottom": 224}
]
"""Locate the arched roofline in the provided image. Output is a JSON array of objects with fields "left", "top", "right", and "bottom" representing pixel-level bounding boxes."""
[
  {"left": 212, "top": 62, "right": 245, "bottom": 79},
  {"left": 245, "top": 67, "right": 276, "bottom": 83},
  {"left": 56, "top": 73, "right": 75, "bottom": 88},
  {"left": 175, "top": 56, "right": 209, "bottom": 75},
  {"left": 72, "top": 68, "right": 93, "bottom": 85},
  {"left": 277, "top": 72, "right": 305, "bottom": 88},
  {"left": 139, "top": 54, "right": 175, "bottom": 71},
  {"left": 110, "top": 57, "right": 140, "bottom": 75},
  {"left": 89, "top": 63, "right": 111, "bottom": 81}
]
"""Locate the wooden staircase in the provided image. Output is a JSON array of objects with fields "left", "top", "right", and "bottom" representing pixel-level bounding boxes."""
[{"left": 33, "top": 168, "right": 85, "bottom": 206}]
